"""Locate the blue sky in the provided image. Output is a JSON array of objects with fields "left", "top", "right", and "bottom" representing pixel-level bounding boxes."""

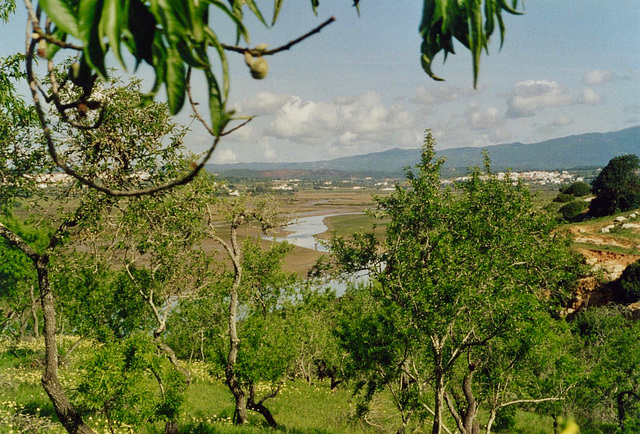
[{"left": 2, "top": 1, "right": 639, "bottom": 163}]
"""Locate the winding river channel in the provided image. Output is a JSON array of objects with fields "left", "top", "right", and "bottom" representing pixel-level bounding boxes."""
[
  {"left": 270, "top": 213, "right": 357, "bottom": 252},
  {"left": 267, "top": 213, "right": 369, "bottom": 294}
]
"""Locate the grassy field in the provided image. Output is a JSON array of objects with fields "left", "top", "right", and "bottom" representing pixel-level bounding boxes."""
[{"left": 0, "top": 337, "right": 559, "bottom": 434}]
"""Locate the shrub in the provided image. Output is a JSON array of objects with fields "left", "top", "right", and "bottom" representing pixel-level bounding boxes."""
[
  {"left": 553, "top": 193, "right": 575, "bottom": 203},
  {"left": 493, "top": 406, "right": 517, "bottom": 431},
  {"left": 560, "top": 200, "right": 588, "bottom": 221},
  {"left": 616, "top": 260, "right": 640, "bottom": 303},
  {"left": 561, "top": 181, "right": 591, "bottom": 197}
]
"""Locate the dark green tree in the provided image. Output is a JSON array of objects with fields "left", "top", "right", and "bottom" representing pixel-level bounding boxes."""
[
  {"left": 589, "top": 155, "right": 640, "bottom": 217},
  {"left": 560, "top": 181, "right": 591, "bottom": 198},
  {"left": 559, "top": 200, "right": 588, "bottom": 221},
  {"left": 330, "top": 131, "right": 586, "bottom": 434},
  {"left": 615, "top": 259, "right": 640, "bottom": 304},
  {"left": 0, "top": 72, "right": 192, "bottom": 434}
]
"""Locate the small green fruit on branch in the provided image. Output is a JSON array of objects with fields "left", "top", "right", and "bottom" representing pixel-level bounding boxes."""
[{"left": 244, "top": 51, "right": 269, "bottom": 80}]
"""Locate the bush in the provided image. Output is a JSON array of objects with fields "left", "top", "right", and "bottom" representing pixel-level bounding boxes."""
[
  {"left": 493, "top": 406, "right": 517, "bottom": 431},
  {"left": 561, "top": 181, "right": 591, "bottom": 197},
  {"left": 553, "top": 193, "right": 575, "bottom": 203},
  {"left": 616, "top": 260, "right": 640, "bottom": 303},
  {"left": 560, "top": 200, "right": 588, "bottom": 221},
  {"left": 543, "top": 201, "right": 563, "bottom": 214}
]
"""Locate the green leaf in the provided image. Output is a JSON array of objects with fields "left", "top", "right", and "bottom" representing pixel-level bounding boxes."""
[
  {"left": 125, "top": 0, "right": 156, "bottom": 66},
  {"left": 45, "top": 28, "right": 67, "bottom": 59},
  {"left": 419, "top": 0, "right": 523, "bottom": 87},
  {"left": 145, "top": 33, "right": 168, "bottom": 100},
  {"left": 78, "top": 0, "right": 102, "bottom": 43},
  {"left": 39, "top": 0, "right": 80, "bottom": 38},
  {"left": 80, "top": 0, "right": 108, "bottom": 78},
  {"left": 244, "top": 0, "right": 268, "bottom": 27},
  {"left": 204, "top": 69, "right": 224, "bottom": 135},
  {"left": 165, "top": 48, "right": 186, "bottom": 115},
  {"left": 309, "top": 0, "right": 319, "bottom": 14},
  {"left": 99, "top": 0, "right": 125, "bottom": 68},
  {"left": 203, "top": 26, "right": 228, "bottom": 99},
  {"left": 205, "top": 0, "right": 249, "bottom": 42},
  {"left": 272, "top": 0, "right": 283, "bottom": 25},
  {"left": 175, "top": 40, "right": 209, "bottom": 68}
]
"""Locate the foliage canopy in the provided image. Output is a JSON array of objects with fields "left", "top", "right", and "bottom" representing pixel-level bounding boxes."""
[{"left": 589, "top": 154, "right": 640, "bottom": 217}]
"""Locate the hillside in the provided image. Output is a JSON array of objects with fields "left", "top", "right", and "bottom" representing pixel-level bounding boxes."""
[{"left": 207, "top": 126, "right": 640, "bottom": 176}]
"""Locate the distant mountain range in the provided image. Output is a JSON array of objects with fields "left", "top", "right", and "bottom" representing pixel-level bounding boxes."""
[{"left": 206, "top": 126, "right": 640, "bottom": 177}]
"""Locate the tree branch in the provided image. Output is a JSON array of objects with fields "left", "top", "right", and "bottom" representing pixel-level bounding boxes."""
[
  {"left": 25, "top": 40, "right": 224, "bottom": 197},
  {"left": 0, "top": 221, "right": 39, "bottom": 261},
  {"left": 222, "top": 17, "right": 336, "bottom": 56},
  {"left": 443, "top": 391, "right": 466, "bottom": 434},
  {"left": 499, "top": 396, "right": 563, "bottom": 408}
]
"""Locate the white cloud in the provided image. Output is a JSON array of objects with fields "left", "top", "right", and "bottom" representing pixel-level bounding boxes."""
[
  {"left": 411, "top": 84, "right": 481, "bottom": 105},
  {"left": 582, "top": 70, "right": 614, "bottom": 86},
  {"left": 505, "top": 80, "right": 573, "bottom": 118},
  {"left": 213, "top": 148, "right": 237, "bottom": 163},
  {"left": 580, "top": 87, "right": 604, "bottom": 105},
  {"left": 234, "top": 91, "right": 294, "bottom": 116},
  {"left": 261, "top": 143, "right": 277, "bottom": 160},
  {"left": 551, "top": 115, "right": 573, "bottom": 127},
  {"left": 535, "top": 115, "right": 574, "bottom": 134},
  {"left": 464, "top": 103, "right": 503, "bottom": 130},
  {"left": 265, "top": 91, "right": 420, "bottom": 150}
]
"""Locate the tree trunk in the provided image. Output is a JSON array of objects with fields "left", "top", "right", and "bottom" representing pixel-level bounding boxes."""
[
  {"left": 29, "top": 284, "right": 39, "bottom": 338},
  {"left": 486, "top": 408, "right": 497, "bottom": 434},
  {"left": 0, "top": 223, "right": 94, "bottom": 434},
  {"left": 617, "top": 390, "right": 640, "bottom": 432},
  {"left": 164, "top": 420, "right": 178, "bottom": 434},
  {"left": 461, "top": 365, "right": 479, "bottom": 434},
  {"left": 232, "top": 390, "right": 248, "bottom": 424},
  {"left": 247, "top": 398, "right": 277, "bottom": 427},
  {"left": 432, "top": 366, "right": 446, "bottom": 434},
  {"left": 37, "top": 257, "right": 95, "bottom": 434}
]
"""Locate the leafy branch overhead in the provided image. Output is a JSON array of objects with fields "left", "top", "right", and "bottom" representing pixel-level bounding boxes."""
[
  {"left": 30, "top": 0, "right": 342, "bottom": 136},
  {"left": 420, "top": 0, "right": 523, "bottom": 86},
  {"left": 33, "top": 0, "right": 522, "bottom": 127}
]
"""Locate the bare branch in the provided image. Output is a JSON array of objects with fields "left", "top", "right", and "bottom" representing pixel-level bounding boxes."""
[
  {"left": 443, "top": 391, "right": 466, "bottom": 434},
  {"left": 222, "top": 17, "right": 336, "bottom": 56},
  {"left": 499, "top": 396, "right": 563, "bottom": 408}
]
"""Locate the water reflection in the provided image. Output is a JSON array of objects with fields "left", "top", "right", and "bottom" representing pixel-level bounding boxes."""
[
  {"left": 269, "top": 213, "right": 358, "bottom": 252},
  {"left": 266, "top": 213, "right": 369, "bottom": 295}
]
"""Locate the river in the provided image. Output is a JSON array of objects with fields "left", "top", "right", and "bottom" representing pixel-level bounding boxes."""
[
  {"left": 267, "top": 212, "right": 370, "bottom": 295},
  {"left": 269, "top": 213, "right": 358, "bottom": 252}
]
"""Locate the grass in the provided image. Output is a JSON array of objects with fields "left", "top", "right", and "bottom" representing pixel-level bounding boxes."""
[
  {"left": 0, "top": 336, "right": 561, "bottom": 434},
  {"left": 320, "top": 214, "right": 387, "bottom": 240}
]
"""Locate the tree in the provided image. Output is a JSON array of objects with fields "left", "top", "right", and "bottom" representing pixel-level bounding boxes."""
[
  {"left": 560, "top": 181, "right": 591, "bottom": 198},
  {"left": 0, "top": 74, "right": 192, "bottom": 434},
  {"left": 559, "top": 200, "right": 588, "bottom": 222},
  {"left": 0, "top": 217, "right": 46, "bottom": 340},
  {"left": 615, "top": 259, "right": 640, "bottom": 304},
  {"left": 0, "top": 0, "right": 523, "bottom": 195},
  {"left": 205, "top": 195, "right": 301, "bottom": 426},
  {"left": 330, "top": 131, "right": 585, "bottom": 433},
  {"left": 571, "top": 306, "right": 640, "bottom": 432},
  {"left": 589, "top": 154, "right": 640, "bottom": 217}
]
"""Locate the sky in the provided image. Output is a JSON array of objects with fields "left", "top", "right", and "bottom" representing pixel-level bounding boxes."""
[{"left": 2, "top": 1, "right": 639, "bottom": 164}]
